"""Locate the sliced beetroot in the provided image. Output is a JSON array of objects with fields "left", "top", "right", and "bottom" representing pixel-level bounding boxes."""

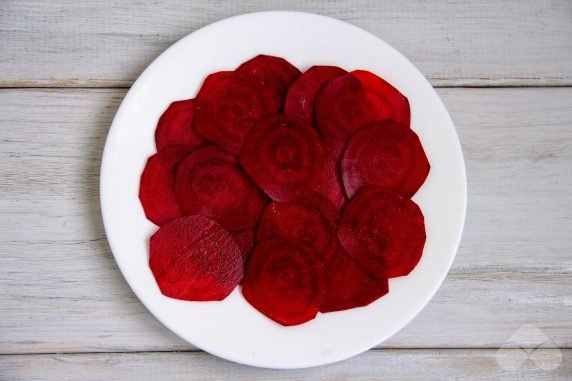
[
  {"left": 175, "top": 146, "right": 267, "bottom": 231},
  {"left": 342, "top": 121, "right": 430, "bottom": 198},
  {"left": 240, "top": 114, "right": 324, "bottom": 202},
  {"left": 155, "top": 99, "right": 207, "bottom": 151},
  {"left": 321, "top": 243, "right": 389, "bottom": 313},
  {"left": 232, "top": 227, "right": 256, "bottom": 262},
  {"left": 193, "top": 71, "right": 279, "bottom": 154},
  {"left": 338, "top": 187, "right": 426, "bottom": 279},
  {"left": 149, "top": 215, "right": 243, "bottom": 301},
  {"left": 139, "top": 145, "right": 194, "bottom": 226},
  {"left": 242, "top": 238, "right": 324, "bottom": 326},
  {"left": 284, "top": 65, "right": 347, "bottom": 124},
  {"left": 315, "top": 70, "right": 410, "bottom": 143},
  {"left": 256, "top": 192, "right": 339, "bottom": 258},
  {"left": 353, "top": 70, "right": 410, "bottom": 126},
  {"left": 237, "top": 55, "right": 301, "bottom": 109},
  {"left": 314, "top": 143, "right": 348, "bottom": 210}
]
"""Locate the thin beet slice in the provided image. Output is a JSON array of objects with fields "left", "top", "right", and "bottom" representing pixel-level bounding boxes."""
[
  {"left": 314, "top": 142, "right": 348, "bottom": 210},
  {"left": 240, "top": 114, "right": 324, "bottom": 202},
  {"left": 256, "top": 192, "right": 339, "bottom": 258},
  {"left": 284, "top": 65, "right": 347, "bottom": 124},
  {"left": 315, "top": 70, "right": 410, "bottom": 143},
  {"left": 237, "top": 55, "right": 301, "bottom": 109},
  {"left": 139, "top": 145, "right": 194, "bottom": 226},
  {"left": 352, "top": 70, "right": 410, "bottom": 126},
  {"left": 338, "top": 187, "right": 426, "bottom": 279},
  {"left": 242, "top": 238, "right": 324, "bottom": 326},
  {"left": 232, "top": 227, "right": 256, "bottom": 262},
  {"left": 150, "top": 215, "right": 243, "bottom": 301},
  {"left": 342, "top": 121, "right": 430, "bottom": 198},
  {"left": 155, "top": 99, "right": 207, "bottom": 151},
  {"left": 175, "top": 146, "right": 267, "bottom": 231},
  {"left": 193, "top": 71, "right": 279, "bottom": 154},
  {"left": 321, "top": 243, "right": 389, "bottom": 313}
]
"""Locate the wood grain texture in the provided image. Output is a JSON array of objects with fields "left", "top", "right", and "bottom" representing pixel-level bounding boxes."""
[
  {"left": 1, "top": 349, "right": 570, "bottom": 380},
  {"left": 1, "top": 0, "right": 571, "bottom": 88},
  {"left": 1, "top": 88, "right": 571, "bottom": 354}
]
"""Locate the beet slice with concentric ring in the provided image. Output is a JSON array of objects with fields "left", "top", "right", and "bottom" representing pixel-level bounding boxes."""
[
  {"left": 314, "top": 142, "right": 348, "bottom": 210},
  {"left": 149, "top": 215, "right": 243, "bottom": 301},
  {"left": 321, "top": 242, "right": 389, "bottom": 313},
  {"left": 284, "top": 65, "right": 347, "bottom": 124},
  {"left": 193, "top": 71, "right": 279, "bottom": 154},
  {"left": 242, "top": 238, "right": 324, "bottom": 326},
  {"left": 155, "top": 99, "right": 207, "bottom": 151},
  {"left": 139, "top": 145, "right": 194, "bottom": 226},
  {"left": 315, "top": 70, "right": 410, "bottom": 143},
  {"left": 240, "top": 114, "right": 325, "bottom": 202},
  {"left": 338, "top": 187, "right": 426, "bottom": 279},
  {"left": 256, "top": 192, "right": 339, "bottom": 258},
  {"left": 237, "top": 55, "right": 301, "bottom": 109},
  {"left": 175, "top": 146, "right": 268, "bottom": 231},
  {"left": 342, "top": 121, "right": 430, "bottom": 198}
]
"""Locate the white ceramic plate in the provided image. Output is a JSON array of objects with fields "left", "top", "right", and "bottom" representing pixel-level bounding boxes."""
[{"left": 100, "top": 11, "right": 466, "bottom": 369}]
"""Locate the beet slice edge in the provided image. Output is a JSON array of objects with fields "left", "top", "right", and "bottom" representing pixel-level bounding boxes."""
[
  {"left": 139, "top": 145, "right": 194, "bottom": 226},
  {"left": 155, "top": 99, "right": 207, "bottom": 151}
]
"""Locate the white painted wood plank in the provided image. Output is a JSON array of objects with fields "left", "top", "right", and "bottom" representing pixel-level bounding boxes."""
[
  {"left": 1, "top": 349, "right": 570, "bottom": 380},
  {"left": 0, "top": 88, "right": 571, "bottom": 354},
  {"left": 1, "top": 0, "right": 571, "bottom": 87}
]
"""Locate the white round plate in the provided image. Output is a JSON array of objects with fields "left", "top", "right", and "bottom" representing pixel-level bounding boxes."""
[{"left": 100, "top": 11, "right": 466, "bottom": 369}]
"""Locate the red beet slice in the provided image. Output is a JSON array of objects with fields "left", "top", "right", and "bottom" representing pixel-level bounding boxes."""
[
  {"left": 149, "top": 215, "right": 243, "bottom": 301},
  {"left": 240, "top": 114, "right": 325, "bottom": 202},
  {"left": 284, "top": 65, "right": 347, "bottom": 124},
  {"left": 139, "top": 145, "right": 194, "bottom": 226},
  {"left": 237, "top": 55, "right": 301, "bottom": 109},
  {"left": 256, "top": 192, "right": 339, "bottom": 257},
  {"left": 315, "top": 70, "right": 410, "bottom": 143},
  {"left": 175, "top": 146, "right": 267, "bottom": 231},
  {"left": 314, "top": 142, "right": 348, "bottom": 210},
  {"left": 155, "top": 99, "right": 207, "bottom": 151},
  {"left": 232, "top": 227, "right": 256, "bottom": 262},
  {"left": 321, "top": 243, "right": 389, "bottom": 313},
  {"left": 338, "top": 187, "right": 426, "bottom": 279},
  {"left": 193, "top": 71, "right": 279, "bottom": 154},
  {"left": 342, "top": 121, "right": 430, "bottom": 198},
  {"left": 242, "top": 238, "right": 324, "bottom": 326}
]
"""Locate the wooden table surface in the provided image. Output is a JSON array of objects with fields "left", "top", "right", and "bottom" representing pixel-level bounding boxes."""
[{"left": 1, "top": 1, "right": 571, "bottom": 379}]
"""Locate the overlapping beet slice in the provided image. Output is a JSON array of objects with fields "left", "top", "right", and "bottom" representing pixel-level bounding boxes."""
[
  {"left": 175, "top": 146, "right": 267, "bottom": 231},
  {"left": 284, "top": 65, "right": 347, "bottom": 124},
  {"left": 193, "top": 71, "right": 279, "bottom": 154},
  {"left": 338, "top": 187, "right": 426, "bottom": 279},
  {"left": 321, "top": 243, "right": 389, "bottom": 313},
  {"left": 139, "top": 145, "right": 194, "bottom": 226},
  {"left": 149, "top": 215, "right": 243, "bottom": 301},
  {"left": 256, "top": 192, "right": 339, "bottom": 258},
  {"left": 240, "top": 114, "right": 325, "bottom": 202},
  {"left": 314, "top": 143, "right": 348, "bottom": 210},
  {"left": 315, "top": 70, "right": 410, "bottom": 143},
  {"left": 342, "top": 121, "right": 430, "bottom": 198},
  {"left": 237, "top": 55, "right": 301, "bottom": 109},
  {"left": 155, "top": 99, "right": 207, "bottom": 151},
  {"left": 232, "top": 227, "right": 256, "bottom": 262},
  {"left": 242, "top": 238, "right": 324, "bottom": 326}
]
